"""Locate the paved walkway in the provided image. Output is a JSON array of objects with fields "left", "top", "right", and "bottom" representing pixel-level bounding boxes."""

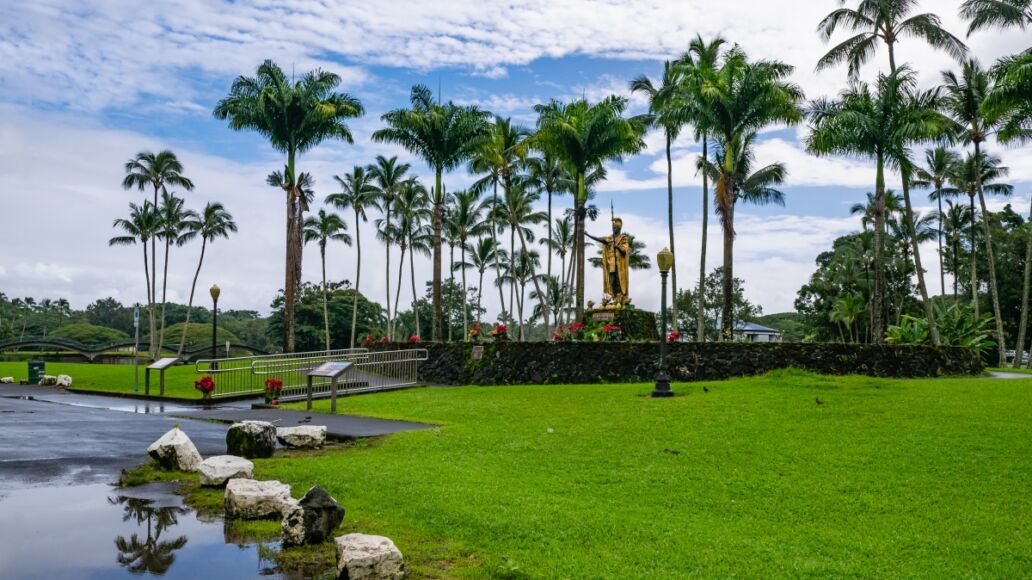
[{"left": 989, "top": 371, "right": 1032, "bottom": 379}]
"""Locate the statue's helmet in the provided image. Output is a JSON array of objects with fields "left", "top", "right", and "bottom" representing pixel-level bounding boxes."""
[{"left": 612, "top": 217, "right": 623, "bottom": 227}]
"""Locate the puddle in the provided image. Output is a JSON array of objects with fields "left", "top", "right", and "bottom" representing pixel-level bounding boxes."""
[{"left": 0, "top": 482, "right": 321, "bottom": 579}]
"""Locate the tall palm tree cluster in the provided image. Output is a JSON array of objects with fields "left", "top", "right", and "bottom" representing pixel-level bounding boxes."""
[
  {"left": 803, "top": 0, "right": 1031, "bottom": 366},
  {"left": 111, "top": 151, "right": 237, "bottom": 358},
  {"left": 108, "top": 2, "right": 1027, "bottom": 356}
]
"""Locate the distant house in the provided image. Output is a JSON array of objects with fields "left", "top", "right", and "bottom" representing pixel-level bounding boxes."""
[{"left": 734, "top": 321, "right": 782, "bottom": 343}]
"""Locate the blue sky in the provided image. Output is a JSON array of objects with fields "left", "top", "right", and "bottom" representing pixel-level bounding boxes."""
[{"left": 0, "top": 0, "right": 1029, "bottom": 318}]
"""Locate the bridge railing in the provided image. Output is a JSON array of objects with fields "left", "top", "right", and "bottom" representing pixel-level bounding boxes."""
[{"left": 194, "top": 347, "right": 428, "bottom": 400}]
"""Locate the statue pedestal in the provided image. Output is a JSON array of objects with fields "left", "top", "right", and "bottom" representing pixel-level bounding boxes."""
[{"left": 584, "top": 307, "right": 658, "bottom": 341}]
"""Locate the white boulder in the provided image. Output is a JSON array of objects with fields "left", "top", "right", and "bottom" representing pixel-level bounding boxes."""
[
  {"left": 277, "top": 425, "right": 327, "bottom": 449},
  {"left": 146, "top": 427, "right": 203, "bottom": 471},
  {"left": 56, "top": 374, "right": 73, "bottom": 387},
  {"left": 0, "top": 377, "right": 13, "bottom": 384},
  {"left": 335, "top": 533, "right": 406, "bottom": 579},
  {"left": 198, "top": 455, "right": 254, "bottom": 487},
  {"left": 224, "top": 478, "right": 293, "bottom": 519},
  {"left": 38, "top": 375, "right": 58, "bottom": 386}
]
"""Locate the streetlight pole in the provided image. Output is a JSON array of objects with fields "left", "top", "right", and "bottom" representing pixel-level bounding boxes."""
[
  {"left": 652, "top": 247, "right": 674, "bottom": 398},
  {"left": 209, "top": 284, "right": 220, "bottom": 368}
]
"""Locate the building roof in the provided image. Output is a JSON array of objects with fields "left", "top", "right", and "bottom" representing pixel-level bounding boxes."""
[{"left": 736, "top": 321, "right": 781, "bottom": 334}]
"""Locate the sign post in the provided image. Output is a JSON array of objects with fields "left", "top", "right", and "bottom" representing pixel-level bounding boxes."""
[
  {"left": 306, "top": 361, "right": 353, "bottom": 413},
  {"left": 133, "top": 306, "right": 140, "bottom": 395}
]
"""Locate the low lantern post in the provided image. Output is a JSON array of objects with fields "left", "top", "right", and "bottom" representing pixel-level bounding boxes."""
[{"left": 209, "top": 284, "right": 220, "bottom": 365}]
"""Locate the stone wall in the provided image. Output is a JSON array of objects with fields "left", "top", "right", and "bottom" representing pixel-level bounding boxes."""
[{"left": 384, "top": 342, "right": 983, "bottom": 385}]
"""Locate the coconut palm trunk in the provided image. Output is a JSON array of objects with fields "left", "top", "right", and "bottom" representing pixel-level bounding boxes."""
[
  {"left": 665, "top": 132, "right": 678, "bottom": 327},
  {"left": 177, "top": 236, "right": 207, "bottom": 358},
  {"left": 448, "top": 240, "right": 455, "bottom": 342},
  {"left": 517, "top": 227, "right": 547, "bottom": 341},
  {"left": 384, "top": 203, "right": 392, "bottom": 340},
  {"left": 872, "top": 158, "right": 887, "bottom": 344},
  {"left": 477, "top": 264, "right": 486, "bottom": 326},
  {"left": 411, "top": 236, "right": 421, "bottom": 340},
  {"left": 431, "top": 171, "right": 443, "bottom": 342},
  {"left": 973, "top": 143, "right": 1007, "bottom": 366},
  {"left": 574, "top": 174, "right": 587, "bottom": 319},
  {"left": 393, "top": 245, "right": 407, "bottom": 342},
  {"left": 157, "top": 234, "right": 171, "bottom": 355},
  {"left": 320, "top": 241, "right": 330, "bottom": 351},
  {"left": 149, "top": 185, "right": 159, "bottom": 358},
  {"left": 936, "top": 190, "right": 945, "bottom": 296},
  {"left": 1013, "top": 195, "right": 1032, "bottom": 368},
  {"left": 350, "top": 210, "right": 362, "bottom": 349},
  {"left": 697, "top": 137, "right": 709, "bottom": 342},
  {"left": 969, "top": 192, "right": 979, "bottom": 317},
  {"left": 491, "top": 182, "right": 507, "bottom": 320},
  {"left": 461, "top": 242, "right": 469, "bottom": 336},
  {"left": 901, "top": 173, "right": 940, "bottom": 345}
]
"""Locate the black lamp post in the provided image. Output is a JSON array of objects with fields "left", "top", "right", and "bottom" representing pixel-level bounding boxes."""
[
  {"left": 209, "top": 284, "right": 220, "bottom": 365},
  {"left": 652, "top": 247, "right": 674, "bottom": 398}
]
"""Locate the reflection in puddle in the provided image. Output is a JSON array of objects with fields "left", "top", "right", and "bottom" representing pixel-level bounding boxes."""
[
  {"left": 0, "top": 483, "right": 295, "bottom": 579},
  {"left": 110, "top": 494, "right": 190, "bottom": 574}
]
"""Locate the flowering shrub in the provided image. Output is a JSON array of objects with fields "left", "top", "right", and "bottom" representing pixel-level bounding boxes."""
[
  {"left": 409, "top": 335, "right": 421, "bottom": 343},
  {"left": 264, "top": 378, "right": 283, "bottom": 404},
  {"left": 668, "top": 331, "right": 681, "bottom": 343},
  {"left": 603, "top": 324, "right": 623, "bottom": 341},
  {"left": 489, "top": 323, "right": 509, "bottom": 341},
  {"left": 468, "top": 323, "right": 482, "bottom": 341},
  {"left": 378, "top": 336, "right": 390, "bottom": 345},
  {"left": 194, "top": 375, "right": 215, "bottom": 399},
  {"left": 361, "top": 334, "right": 376, "bottom": 347}
]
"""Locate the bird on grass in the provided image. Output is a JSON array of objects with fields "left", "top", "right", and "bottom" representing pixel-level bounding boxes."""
[
  {"left": 663, "top": 448, "right": 681, "bottom": 455},
  {"left": 703, "top": 386, "right": 709, "bottom": 393},
  {"left": 815, "top": 397, "right": 824, "bottom": 406}
]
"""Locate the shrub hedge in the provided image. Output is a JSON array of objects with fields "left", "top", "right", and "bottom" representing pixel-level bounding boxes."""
[{"left": 386, "top": 342, "right": 983, "bottom": 385}]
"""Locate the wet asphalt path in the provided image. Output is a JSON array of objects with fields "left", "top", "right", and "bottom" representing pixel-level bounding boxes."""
[{"left": 0, "top": 393, "right": 229, "bottom": 487}]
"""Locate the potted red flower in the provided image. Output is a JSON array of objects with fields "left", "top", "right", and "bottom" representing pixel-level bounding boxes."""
[
  {"left": 263, "top": 378, "right": 283, "bottom": 404},
  {"left": 194, "top": 375, "right": 215, "bottom": 401},
  {"left": 409, "top": 335, "right": 421, "bottom": 343},
  {"left": 668, "top": 330, "right": 681, "bottom": 343},
  {"left": 468, "top": 323, "right": 482, "bottom": 341},
  {"left": 603, "top": 324, "right": 623, "bottom": 341}
]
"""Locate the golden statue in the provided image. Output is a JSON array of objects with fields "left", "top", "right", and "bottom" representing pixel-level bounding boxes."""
[{"left": 587, "top": 217, "right": 631, "bottom": 305}]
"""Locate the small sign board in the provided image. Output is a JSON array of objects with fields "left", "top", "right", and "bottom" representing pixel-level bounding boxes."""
[
  {"left": 471, "top": 345, "right": 484, "bottom": 360},
  {"left": 308, "top": 361, "right": 353, "bottom": 378},
  {"left": 147, "top": 357, "right": 179, "bottom": 370},
  {"left": 591, "top": 311, "right": 615, "bottom": 322}
]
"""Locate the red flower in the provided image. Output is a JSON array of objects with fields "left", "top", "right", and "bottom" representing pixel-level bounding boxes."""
[
  {"left": 361, "top": 334, "right": 375, "bottom": 346},
  {"left": 264, "top": 378, "right": 283, "bottom": 391},
  {"left": 194, "top": 375, "right": 215, "bottom": 394},
  {"left": 667, "top": 331, "right": 681, "bottom": 343},
  {"left": 378, "top": 336, "right": 390, "bottom": 344},
  {"left": 409, "top": 335, "right": 421, "bottom": 343},
  {"left": 604, "top": 324, "right": 621, "bottom": 333},
  {"left": 568, "top": 322, "right": 584, "bottom": 333}
]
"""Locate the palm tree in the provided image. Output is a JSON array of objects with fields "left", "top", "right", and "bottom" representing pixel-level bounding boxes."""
[
  {"left": 214, "top": 60, "right": 363, "bottom": 352},
  {"left": 542, "top": 217, "right": 575, "bottom": 325},
  {"left": 986, "top": 52, "right": 1032, "bottom": 144},
  {"left": 942, "top": 59, "right": 1009, "bottom": 364},
  {"left": 122, "top": 150, "right": 193, "bottom": 357},
  {"left": 677, "top": 34, "right": 727, "bottom": 342},
  {"left": 533, "top": 97, "right": 646, "bottom": 319},
  {"left": 816, "top": 0, "right": 967, "bottom": 78},
  {"left": 499, "top": 249, "right": 543, "bottom": 340},
  {"left": 631, "top": 61, "right": 686, "bottom": 323},
  {"left": 701, "top": 49, "right": 803, "bottom": 341},
  {"left": 302, "top": 209, "right": 351, "bottom": 350},
  {"left": 176, "top": 202, "right": 237, "bottom": 358},
  {"left": 914, "top": 148, "right": 962, "bottom": 295},
  {"left": 699, "top": 133, "right": 792, "bottom": 341},
  {"left": 850, "top": 190, "right": 904, "bottom": 233},
  {"left": 456, "top": 236, "right": 500, "bottom": 326},
  {"left": 831, "top": 292, "right": 866, "bottom": 342},
  {"left": 530, "top": 275, "right": 569, "bottom": 332},
  {"left": 154, "top": 192, "right": 196, "bottom": 354},
  {"left": 327, "top": 166, "right": 379, "bottom": 349},
  {"left": 525, "top": 153, "right": 574, "bottom": 285},
  {"left": 493, "top": 180, "right": 548, "bottom": 336},
  {"left": 471, "top": 117, "right": 533, "bottom": 324},
  {"left": 960, "top": 0, "right": 1032, "bottom": 33},
  {"left": 391, "top": 178, "right": 432, "bottom": 339},
  {"left": 808, "top": 69, "right": 947, "bottom": 344},
  {"left": 367, "top": 155, "right": 411, "bottom": 338},
  {"left": 109, "top": 202, "right": 159, "bottom": 356},
  {"left": 1014, "top": 194, "right": 1032, "bottom": 368},
  {"left": 373, "top": 85, "right": 489, "bottom": 341},
  {"left": 939, "top": 199, "right": 973, "bottom": 300},
  {"left": 447, "top": 190, "right": 490, "bottom": 336}
]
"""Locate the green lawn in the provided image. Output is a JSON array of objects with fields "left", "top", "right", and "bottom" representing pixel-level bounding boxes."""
[
  {"left": 0, "top": 361, "right": 202, "bottom": 399},
  {"left": 252, "top": 370, "right": 1032, "bottom": 578}
]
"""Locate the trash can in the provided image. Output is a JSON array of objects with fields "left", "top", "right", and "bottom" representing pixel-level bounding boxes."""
[{"left": 28, "top": 361, "right": 45, "bottom": 385}]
